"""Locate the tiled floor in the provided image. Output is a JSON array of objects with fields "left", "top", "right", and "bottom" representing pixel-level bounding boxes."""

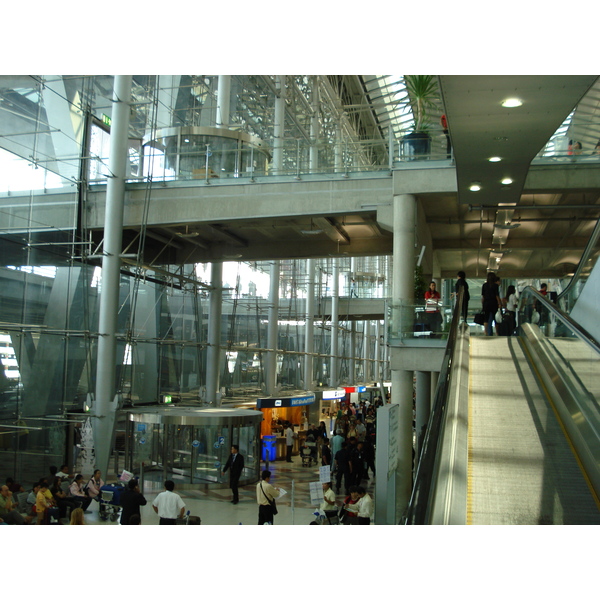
[{"left": 82, "top": 455, "right": 376, "bottom": 526}]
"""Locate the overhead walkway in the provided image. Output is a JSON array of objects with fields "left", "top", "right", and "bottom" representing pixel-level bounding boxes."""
[{"left": 405, "top": 288, "right": 600, "bottom": 525}]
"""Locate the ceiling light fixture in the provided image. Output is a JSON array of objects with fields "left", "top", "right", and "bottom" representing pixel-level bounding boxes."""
[
  {"left": 501, "top": 178, "right": 513, "bottom": 185},
  {"left": 469, "top": 183, "right": 482, "bottom": 192},
  {"left": 501, "top": 98, "right": 522, "bottom": 108},
  {"left": 488, "top": 156, "right": 502, "bottom": 162}
]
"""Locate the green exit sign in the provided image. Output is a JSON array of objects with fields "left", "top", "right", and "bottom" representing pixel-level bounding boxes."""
[{"left": 102, "top": 114, "right": 112, "bottom": 127}]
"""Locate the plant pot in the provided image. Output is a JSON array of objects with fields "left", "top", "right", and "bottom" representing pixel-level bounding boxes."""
[{"left": 402, "top": 131, "right": 431, "bottom": 160}]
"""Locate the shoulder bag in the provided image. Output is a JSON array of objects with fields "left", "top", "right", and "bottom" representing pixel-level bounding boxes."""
[{"left": 260, "top": 482, "right": 278, "bottom": 515}]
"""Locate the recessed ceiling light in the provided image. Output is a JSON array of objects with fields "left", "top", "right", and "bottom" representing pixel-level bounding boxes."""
[
  {"left": 501, "top": 178, "right": 513, "bottom": 185},
  {"left": 488, "top": 156, "right": 502, "bottom": 162},
  {"left": 501, "top": 98, "right": 522, "bottom": 108},
  {"left": 469, "top": 183, "right": 481, "bottom": 192}
]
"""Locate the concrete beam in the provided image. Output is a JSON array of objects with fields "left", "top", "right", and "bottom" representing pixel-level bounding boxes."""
[{"left": 390, "top": 345, "right": 445, "bottom": 372}]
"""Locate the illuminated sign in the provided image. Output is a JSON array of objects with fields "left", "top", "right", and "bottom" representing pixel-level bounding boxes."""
[
  {"left": 322, "top": 389, "right": 346, "bottom": 400},
  {"left": 102, "top": 114, "right": 112, "bottom": 127},
  {"left": 257, "top": 394, "right": 316, "bottom": 409}
]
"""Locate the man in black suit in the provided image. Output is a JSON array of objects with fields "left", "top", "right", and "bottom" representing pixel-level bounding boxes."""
[
  {"left": 119, "top": 478, "right": 147, "bottom": 525},
  {"left": 222, "top": 445, "right": 244, "bottom": 504}
]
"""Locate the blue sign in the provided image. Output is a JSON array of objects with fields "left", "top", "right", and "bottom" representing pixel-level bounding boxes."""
[
  {"left": 218, "top": 436, "right": 225, "bottom": 445},
  {"left": 213, "top": 442, "right": 220, "bottom": 449},
  {"left": 192, "top": 440, "right": 200, "bottom": 448},
  {"left": 214, "top": 461, "right": 220, "bottom": 469},
  {"left": 139, "top": 437, "right": 146, "bottom": 445},
  {"left": 136, "top": 423, "right": 146, "bottom": 433}
]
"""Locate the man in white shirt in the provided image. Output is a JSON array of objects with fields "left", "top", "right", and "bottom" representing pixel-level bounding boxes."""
[
  {"left": 152, "top": 480, "right": 186, "bottom": 525},
  {"left": 320, "top": 481, "right": 337, "bottom": 523},
  {"left": 256, "top": 470, "right": 280, "bottom": 525},
  {"left": 356, "top": 485, "right": 373, "bottom": 525},
  {"left": 285, "top": 423, "right": 296, "bottom": 463}
]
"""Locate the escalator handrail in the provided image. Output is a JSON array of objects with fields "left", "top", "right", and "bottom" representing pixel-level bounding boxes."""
[
  {"left": 556, "top": 216, "right": 600, "bottom": 304},
  {"left": 520, "top": 286, "right": 600, "bottom": 353},
  {"left": 403, "top": 287, "right": 464, "bottom": 525}
]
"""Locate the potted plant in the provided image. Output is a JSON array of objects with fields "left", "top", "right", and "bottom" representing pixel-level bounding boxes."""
[{"left": 402, "top": 75, "right": 439, "bottom": 160}]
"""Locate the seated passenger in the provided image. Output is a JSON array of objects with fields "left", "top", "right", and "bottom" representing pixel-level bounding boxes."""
[
  {"left": 51, "top": 477, "right": 79, "bottom": 519},
  {"left": 26, "top": 483, "right": 41, "bottom": 519},
  {"left": 86, "top": 469, "right": 104, "bottom": 501},
  {"left": 341, "top": 486, "right": 360, "bottom": 525},
  {"left": 0, "top": 484, "right": 26, "bottom": 525},
  {"left": 5, "top": 477, "right": 24, "bottom": 494},
  {"left": 56, "top": 464, "right": 73, "bottom": 482},
  {"left": 69, "top": 475, "right": 93, "bottom": 511},
  {"left": 36, "top": 482, "right": 58, "bottom": 525},
  {"left": 69, "top": 507, "right": 85, "bottom": 525}
]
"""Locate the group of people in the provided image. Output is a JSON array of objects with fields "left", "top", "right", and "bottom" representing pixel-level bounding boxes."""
[
  {"left": 253, "top": 402, "right": 379, "bottom": 525},
  {"left": 0, "top": 466, "right": 104, "bottom": 525},
  {"left": 1, "top": 466, "right": 150, "bottom": 526}
]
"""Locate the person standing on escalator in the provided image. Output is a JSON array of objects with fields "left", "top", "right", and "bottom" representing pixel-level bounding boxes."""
[{"left": 481, "top": 272, "right": 502, "bottom": 337}]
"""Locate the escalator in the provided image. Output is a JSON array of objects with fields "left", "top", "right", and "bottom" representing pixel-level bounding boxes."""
[{"left": 405, "top": 288, "right": 600, "bottom": 524}]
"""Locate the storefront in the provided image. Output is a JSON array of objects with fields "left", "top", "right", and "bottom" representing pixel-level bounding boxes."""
[{"left": 257, "top": 393, "right": 315, "bottom": 460}]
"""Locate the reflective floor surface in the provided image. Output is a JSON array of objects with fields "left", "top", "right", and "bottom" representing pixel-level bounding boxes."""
[{"left": 81, "top": 455, "right": 376, "bottom": 526}]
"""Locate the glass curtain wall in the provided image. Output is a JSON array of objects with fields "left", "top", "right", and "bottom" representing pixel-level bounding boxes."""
[{"left": 0, "top": 75, "right": 393, "bottom": 483}]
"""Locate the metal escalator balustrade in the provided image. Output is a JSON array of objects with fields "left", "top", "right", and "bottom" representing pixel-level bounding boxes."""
[
  {"left": 403, "top": 287, "right": 467, "bottom": 524},
  {"left": 405, "top": 286, "right": 600, "bottom": 524},
  {"left": 518, "top": 286, "right": 600, "bottom": 502}
]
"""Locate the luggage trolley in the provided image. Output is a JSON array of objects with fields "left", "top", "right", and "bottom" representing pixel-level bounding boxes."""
[{"left": 98, "top": 483, "right": 124, "bottom": 522}]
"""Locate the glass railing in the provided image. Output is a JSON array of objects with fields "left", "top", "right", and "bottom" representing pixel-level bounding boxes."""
[
  {"left": 518, "top": 285, "right": 600, "bottom": 346},
  {"left": 404, "top": 287, "right": 466, "bottom": 524},
  {"left": 387, "top": 301, "right": 455, "bottom": 343},
  {"left": 85, "top": 132, "right": 455, "bottom": 186},
  {"left": 556, "top": 217, "right": 600, "bottom": 314},
  {"left": 517, "top": 286, "right": 600, "bottom": 488}
]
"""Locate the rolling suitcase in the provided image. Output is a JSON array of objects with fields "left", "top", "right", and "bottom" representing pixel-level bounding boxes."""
[{"left": 496, "top": 319, "right": 510, "bottom": 336}]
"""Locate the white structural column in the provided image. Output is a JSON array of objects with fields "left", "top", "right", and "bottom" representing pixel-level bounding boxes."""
[
  {"left": 330, "top": 259, "right": 340, "bottom": 387},
  {"left": 93, "top": 75, "right": 132, "bottom": 476},
  {"left": 216, "top": 75, "right": 231, "bottom": 127},
  {"left": 309, "top": 76, "right": 319, "bottom": 171},
  {"left": 304, "top": 259, "right": 316, "bottom": 389},
  {"left": 205, "top": 261, "right": 223, "bottom": 406},
  {"left": 415, "top": 371, "right": 431, "bottom": 459},
  {"left": 156, "top": 75, "right": 181, "bottom": 127},
  {"left": 375, "top": 320, "right": 383, "bottom": 388},
  {"left": 273, "top": 76, "right": 286, "bottom": 174},
  {"left": 363, "top": 320, "right": 370, "bottom": 381},
  {"left": 334, "top": 121, "right": 343, "bottom": 172},
  {"left": 266, "top": 261, "right": 280, "bottom": 395},
  {"left": 391, "top": 193, "right": 417, "bottom": 517},
  {"left": 350, "top": 321, "right": 356, "bottom": 385}
]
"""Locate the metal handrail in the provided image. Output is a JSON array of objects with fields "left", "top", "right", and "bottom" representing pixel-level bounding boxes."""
[
  {"left": 520, "top": 286, "right": 600, "bottom": 353},
  {"left": 556, "top": 216, "right": 600, "bottom": 305},
  {"left": 403, "top": 287, "right": 465, "bottom": 524}
]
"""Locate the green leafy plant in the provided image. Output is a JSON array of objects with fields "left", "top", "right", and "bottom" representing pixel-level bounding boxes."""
[
  {"left": 404, "top": 75, "right": 439, "bottom": 133},
  {"left": 414, "top": 264, "right": 426, "bottom": 303}
]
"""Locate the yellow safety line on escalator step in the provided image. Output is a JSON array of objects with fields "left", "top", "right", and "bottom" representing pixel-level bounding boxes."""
[
  {"left": 519, "top": 338, "right": 600, "bottom": 512},
  {"left": 467, "top": 339, "right": 473, "bottom": 525}
]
